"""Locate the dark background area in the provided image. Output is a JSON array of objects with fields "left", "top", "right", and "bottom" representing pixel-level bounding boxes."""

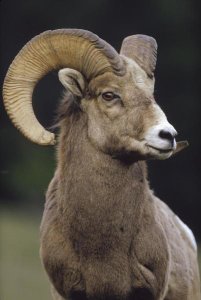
[{"left": 0, "top": 0, "right": 200, "bottom": 239}]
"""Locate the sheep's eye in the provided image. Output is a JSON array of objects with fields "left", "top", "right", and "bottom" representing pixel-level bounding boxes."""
[{"left": 102, "top": 92, "right": 116, "bottom": 101}]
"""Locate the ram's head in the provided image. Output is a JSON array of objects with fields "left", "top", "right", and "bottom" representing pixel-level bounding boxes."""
[{"left": 3, "top": 29, "right": 188, "bottom": 160}]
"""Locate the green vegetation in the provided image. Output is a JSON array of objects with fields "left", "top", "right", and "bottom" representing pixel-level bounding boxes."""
[
  {"left": 1, "top": 209, "right": 201, "bottom": 299},
  {"left": 0, "top": 209, "right": 50, "bottom": 300}
]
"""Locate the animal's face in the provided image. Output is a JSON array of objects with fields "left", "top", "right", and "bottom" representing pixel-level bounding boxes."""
[
  {"left": 59, "top": 57, "right": 177, "bottom": 160},
  {"left": 4, "top": 30, "right": 188, "bottom": 154}
]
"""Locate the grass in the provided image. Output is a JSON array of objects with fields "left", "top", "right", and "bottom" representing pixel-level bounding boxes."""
[
  {"left": 0, "top": 209, "right": 201, "bottom": 299},
  {"left": 0, "top": 208, "right": 51, "bottom": 300}
]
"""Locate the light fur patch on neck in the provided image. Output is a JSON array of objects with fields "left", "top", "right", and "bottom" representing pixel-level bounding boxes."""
[{"left": 175, "top": 216, "right": 197, "bottom": 251}]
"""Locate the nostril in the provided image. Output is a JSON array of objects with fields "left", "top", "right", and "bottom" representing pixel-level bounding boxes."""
[{"left": 159, "top": 130, "right": 174, "bottom": 143}]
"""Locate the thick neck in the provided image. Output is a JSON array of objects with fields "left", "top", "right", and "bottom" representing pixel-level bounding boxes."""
[
  {"left": 57, "top": 115, "right": 149, "bottom": 253},
  {"left": 58, "top": 118, "right": 147, "bottom": 213}
]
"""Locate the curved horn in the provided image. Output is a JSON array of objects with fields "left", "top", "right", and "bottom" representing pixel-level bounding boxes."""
[
  {"left": 120, "top": 34, "right": 157, "bottom": 78},
  {"left": 3, "top": 29, "right": 124, "bottom": 145}
]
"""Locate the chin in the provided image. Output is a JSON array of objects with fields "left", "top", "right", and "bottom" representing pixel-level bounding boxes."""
[
  {"left": 109, "top": 142, "right": 174, "bottom": 163},
  {"left": 148, "top": 148, "right": 173, "bottom": 160}
]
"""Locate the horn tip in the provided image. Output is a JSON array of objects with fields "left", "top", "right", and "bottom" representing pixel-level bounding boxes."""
[
  {"left": 31, "top": 131, "right": 56, "bottom": 146},
  {"left": 41, "top": 132, "right": 56, "bottom": 146}
]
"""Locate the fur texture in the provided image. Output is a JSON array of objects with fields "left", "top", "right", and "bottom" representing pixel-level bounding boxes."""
[{"left": 40, "top": 58, "right": 200, "bottom": 300}]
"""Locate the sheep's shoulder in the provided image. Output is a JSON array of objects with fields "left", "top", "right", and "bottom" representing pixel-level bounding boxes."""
[{"left": 153, "top": 197, "right": 200, "bottom": 299}]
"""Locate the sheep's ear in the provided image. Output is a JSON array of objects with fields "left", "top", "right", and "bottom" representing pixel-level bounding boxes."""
[
  {"left": 172, "top": 140, "right": 189, "bottom": 156},
  {"left": 58, "top": 68, "right": 86, "bottom": 98}
]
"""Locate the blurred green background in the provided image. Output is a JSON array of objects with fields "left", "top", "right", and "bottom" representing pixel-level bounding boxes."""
[{"left": 0, "top": 0, "right": 201, "bottom": 298}]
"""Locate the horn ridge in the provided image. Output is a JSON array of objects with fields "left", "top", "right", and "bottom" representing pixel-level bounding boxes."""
[
  {"left": 3, "top": 29, "right": 124, "bottom": 145},
  {"left": 120, "top": 34, "right": 157, "bottom": 77}
]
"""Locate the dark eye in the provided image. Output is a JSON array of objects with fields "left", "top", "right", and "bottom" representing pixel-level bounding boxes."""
[{"left": 102, "top": 92, "right": 117, "bottom": 101}]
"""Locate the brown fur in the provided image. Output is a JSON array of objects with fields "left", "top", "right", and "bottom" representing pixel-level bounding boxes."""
[{"left": 40, "top": 59, "right": 200, "bottom": 300}]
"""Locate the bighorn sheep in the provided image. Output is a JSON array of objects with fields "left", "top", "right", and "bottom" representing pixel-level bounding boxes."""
[{"left": 3, "top": 29, "right": 200, "bottom": 300}]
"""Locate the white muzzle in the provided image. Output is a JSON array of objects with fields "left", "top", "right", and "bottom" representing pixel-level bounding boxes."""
[{"left": 145, "top": 105, "right": 177, "bottom": 153}]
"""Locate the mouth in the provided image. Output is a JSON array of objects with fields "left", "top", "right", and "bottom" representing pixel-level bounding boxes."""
[{"left": 147, "top": 144, "right": 173, "bottom": 154}]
